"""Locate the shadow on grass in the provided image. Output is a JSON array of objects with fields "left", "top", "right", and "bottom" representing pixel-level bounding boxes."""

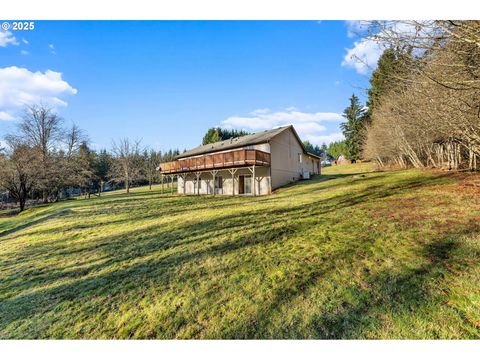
[
  {"left": 0, "top": 168, "right": 476, "bottom": 338},
  {"left": 306, "top": 236, "right": 477, "bottom": 339},
  {"left": 0, "top": 208, "right": 73, "bottom": 239},
  {"left": 220, "top": 227, "right": 479, "bottom": 339},
  {"left": 0, "top": 214, "right": 301, "bottom": 336}
]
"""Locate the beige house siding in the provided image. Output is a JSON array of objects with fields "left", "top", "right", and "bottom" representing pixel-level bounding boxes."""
[
  {"left": 305, "top": 155, "right": 321, "bottom": 175},
  {"left": 270, "top": 127, "right": 308, "bottom": 189}
]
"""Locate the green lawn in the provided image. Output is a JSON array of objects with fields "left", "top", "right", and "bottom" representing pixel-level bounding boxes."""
[{"left": 1, "top": 164, "right": 479, "bottom": 339}]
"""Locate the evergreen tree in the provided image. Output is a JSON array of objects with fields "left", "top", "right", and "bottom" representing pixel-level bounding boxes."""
[
  {"left": 75, "top": 142, "right": 97, "bottom": 197},
  {"left": 327, "top": 140, "right": 349, "bottom": 160},
  {"left": 366, "top": 48, "right": 413, "bottom": 122},
  {"left": 340, "top": 94, "right": 366, "bottom": 161},
  {"left": 93, "top": 149, "right": 112, "bottom": 192},
  {"left": 321, "top": 143, "right": 328, "bottom": 159},
  {"left": 202, "top": 127, "right": 251, "bottom": 145},
  {"left": 302, "top": 141, "right": 322, "bottom": 156}
]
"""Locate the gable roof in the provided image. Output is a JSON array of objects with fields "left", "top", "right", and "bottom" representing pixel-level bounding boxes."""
[
  {"left": 176, "top": 125, "right": 322, "bottom": 160},
  {"left": 176, "top": 125, "right": 291, "bottom": 159}
]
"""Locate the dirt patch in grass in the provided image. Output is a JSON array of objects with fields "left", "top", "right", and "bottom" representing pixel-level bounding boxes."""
[{"left": 428, "top": 170, "right": 480, "bottom": 194}]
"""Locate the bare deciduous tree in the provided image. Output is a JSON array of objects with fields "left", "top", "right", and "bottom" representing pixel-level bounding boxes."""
[
  {"left": 144, "top": 149, "right": 161, "bottom": 190},
  {"left": 0, "top": 139, "right": 40, "bottom": 212},
  {"left": 110, "top": 138, "right": 143, "bottom": 193},
  {"left": 361, "top": 21, "right": 480, "bottom": 171},
  {"left": 14, "top": 105, "right": 65, "bottom": 202}
]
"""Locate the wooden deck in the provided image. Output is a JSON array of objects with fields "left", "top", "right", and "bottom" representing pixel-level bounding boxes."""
[{"left": 159, "top": 149, "right": 271, "bottom": 174}]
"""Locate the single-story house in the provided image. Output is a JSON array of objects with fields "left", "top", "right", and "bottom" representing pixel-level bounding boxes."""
[{"left": 158, "top": 125, "right": 321, "bottom": 196}]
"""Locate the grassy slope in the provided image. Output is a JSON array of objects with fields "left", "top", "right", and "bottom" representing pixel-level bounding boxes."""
[{"left": 0, "top": 164, "right": 479, "bottom": 339}]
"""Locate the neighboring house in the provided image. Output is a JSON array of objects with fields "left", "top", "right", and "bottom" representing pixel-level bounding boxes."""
[
  {"left": 158, "top": 125, "right": 321, "bottom": 196},
  {"left": 335, "top": 155, "right": 351, "bottom": 165}
]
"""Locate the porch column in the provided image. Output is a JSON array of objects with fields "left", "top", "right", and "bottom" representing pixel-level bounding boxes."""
[
  {"left": 247, "top": 166, "right": 256, "bottom": 196},
  {"left": 227, "top": 168, "right": 237, "bottom": 196},
  {"left": 195, "top": 172, "right": 201, "bottom": 195},
  {"left": 210, "top": 170, "right": 218, "bottom": 196},
  {"left": 253, "top": 165, "right": 256, "bottom": 196}
]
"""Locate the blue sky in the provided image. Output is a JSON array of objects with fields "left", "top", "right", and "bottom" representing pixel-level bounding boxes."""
[{"left": 0, "top": 21, "right": 375, "bottom": 152}]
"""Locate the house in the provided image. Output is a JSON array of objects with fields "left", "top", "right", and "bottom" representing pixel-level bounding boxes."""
[
  {"left": 158, "top": 125, "right": 321, "bottom": 196},
  {"left": 335, "top": 155, "right": 351, "bottom": 165}
]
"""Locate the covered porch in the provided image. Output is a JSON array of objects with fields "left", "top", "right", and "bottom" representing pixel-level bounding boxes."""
[
  {"left": 158, "top": 149, "right": 272, "bottom": 196},
  {"left": 172, "top": 165, "right": 270, "bottom": 196}
]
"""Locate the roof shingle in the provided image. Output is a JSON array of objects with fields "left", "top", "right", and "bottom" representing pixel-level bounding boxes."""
[{"left": 176, "top": 126, "right": 292, "bottom": 159}]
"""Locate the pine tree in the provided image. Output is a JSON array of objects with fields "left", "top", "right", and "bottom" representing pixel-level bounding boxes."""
[
  {"left": 202, "top": 127, "right": 251, "bottom": 145},
  {"left": 366, "top": 48, "right": 413, "bottom": 122},
  {"left": 340, "top": 94, "right": 366, "bottom": 161}
]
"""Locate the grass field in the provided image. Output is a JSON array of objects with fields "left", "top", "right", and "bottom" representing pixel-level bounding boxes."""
[{"left": 1, "top": 164, "right": 479, "bottom": 339}]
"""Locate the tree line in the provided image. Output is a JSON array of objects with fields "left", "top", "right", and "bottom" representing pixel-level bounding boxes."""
[
  {"left": 0, "top": 105, "right": 181, "bottom": 212},
  {"left": 333, "top": 21, "right": 479, "bottom": 171},
  {"left": 358, "top": 21, "right": 479, "bottom": 170},
  {"left": 202, "top": 127, "right": 251, "bottom": 145}
]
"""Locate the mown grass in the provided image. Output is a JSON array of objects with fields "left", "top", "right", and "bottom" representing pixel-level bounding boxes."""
[{"left": 0, "top": 164, "right": 479, "bottom": 339}]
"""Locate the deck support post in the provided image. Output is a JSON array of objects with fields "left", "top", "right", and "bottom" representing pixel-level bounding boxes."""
[
  {"left": 182, "top": 173, "right": 187, "bottom": 195},
  {"left": 227, "top": 168, "right": 237, "bottom": 196},
  {"left": 247, "top": 165, "right": 256, "bottom": 196},
  {"left": 195, "top": 172, "right": 201, "bottom": 195},
  {"left": 210, "top": 170, "right": 219, "bottom": 196},
  {"left": 253, "top": 165, "right": 256, "bottom": 196}
]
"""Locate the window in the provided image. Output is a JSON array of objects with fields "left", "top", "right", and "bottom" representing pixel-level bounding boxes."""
[{"left": 298, "top": 153, "right": 302, "bottom": 163}]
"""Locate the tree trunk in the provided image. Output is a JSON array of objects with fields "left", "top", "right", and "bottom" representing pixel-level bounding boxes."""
[
  {"left": 125, "top": 169, "right": 130, "bottom": 194},
  {"left": 19, "top": 197, "right": 26, "bottom": 212}
]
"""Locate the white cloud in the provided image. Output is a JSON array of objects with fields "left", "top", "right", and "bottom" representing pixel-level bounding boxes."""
[
  {"left": 342, "top": 21, "right": 424, "bottom": 74},
  {"left": 345, "top": 20, "right": 368, "bottom": 38},
  {"left": 20, "top": 50, "right": 29, "bottom": 55},
  {"left": 220, "top": 108, "right": 343, "bottom": 146},
  {"left": 49, "top": 43, "right": 56, "bottom": 55},
  {"left": 0, "top": 31, "right": 19, "bottom": 47},
  {"left": 0, "top": 111, "right": 15, "bottom": 121},
  {"left": 342, "top": 39, "right": 384, "bottom": 74},
  {"left": 304, "top": 132, "right": 344, "bottom": 145},
  {"left": 0, "top": 66, "right": 77, "bottom": 121},
  {"left": 22, "top": 38, "right": 29, "bottom": 45}
]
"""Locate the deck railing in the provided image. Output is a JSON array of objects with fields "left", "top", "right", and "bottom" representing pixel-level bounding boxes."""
[{"left": 159, "top": 149, "right": 271, "bottom": 174}]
